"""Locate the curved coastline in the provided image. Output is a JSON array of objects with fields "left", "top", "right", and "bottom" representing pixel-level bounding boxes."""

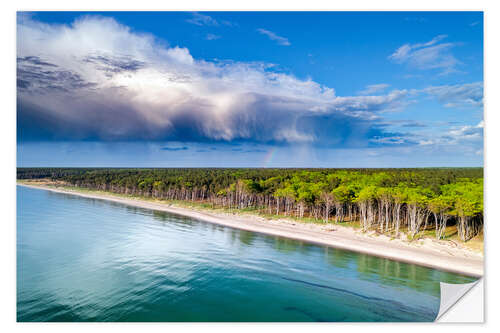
[{"left": 17, "top": 183, "right": 484, "bottom": 277}]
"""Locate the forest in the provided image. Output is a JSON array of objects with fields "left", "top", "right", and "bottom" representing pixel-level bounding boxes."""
[{"left": 17, "top": 168, "right": 484, "bottom": 242}]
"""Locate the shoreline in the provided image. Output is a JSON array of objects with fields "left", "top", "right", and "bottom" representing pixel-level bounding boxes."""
[{"left": 18, "top": 183, "right": 484, "bottom": 277}]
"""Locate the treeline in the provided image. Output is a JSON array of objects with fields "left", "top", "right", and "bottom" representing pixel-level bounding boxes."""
[{"left": 17, "top": 168, "right": 483, "bottom": 241}]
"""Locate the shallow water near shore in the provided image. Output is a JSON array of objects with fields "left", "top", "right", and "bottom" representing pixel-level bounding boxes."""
[{"left": 17, "top": 185, "right": 477, "bottom": 322}]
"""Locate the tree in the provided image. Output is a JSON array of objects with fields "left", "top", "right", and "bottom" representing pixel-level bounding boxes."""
[{"left": 428, "top": 195, "right": 452, "bottom": 240}]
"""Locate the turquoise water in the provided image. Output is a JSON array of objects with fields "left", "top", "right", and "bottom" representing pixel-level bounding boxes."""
[{"left": 17, "top": 186, "right": 476, "bottom": 322}]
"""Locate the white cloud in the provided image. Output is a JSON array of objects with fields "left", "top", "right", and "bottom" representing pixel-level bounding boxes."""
[
  {"left": 423, "top": 82, "right": 483, "bottom": 108},
  {"left": 417, "top": 121, "right": 483, "bottom": 148},
  {"left": 205, "top": 33, "right": 221, "bottom": 40},
  {"left": 388, "top": 35, "right": 461, "bottom": 75},
  {"left": 447, "top": 121, "right": 484, "bottom": 141},
  {"left": 186, "top": 12, "right": 219, "bottom": 26},
  {"left": 359, "top": 83, "right": 390, "bottom": 95},
  {"left": 18, "top": 16, "right": 408, "bottom": 146},
  {"left": 370, "top": 136, "right": 407, "bottom": 145},
  {"left": 256, "top": 28, "right": 291, "bottom": 46},
  {"left": 186, "top": 12, "right": 234, "bottom": 27}
]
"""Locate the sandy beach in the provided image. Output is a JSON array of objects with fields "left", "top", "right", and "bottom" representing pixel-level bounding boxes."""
[{"left": 18, "top": 183, "right": 484, "bottom": 277}]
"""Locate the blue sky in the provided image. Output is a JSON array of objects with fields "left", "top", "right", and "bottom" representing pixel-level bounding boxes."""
[{"left": 17, "top": 11, "right": 483, "bottom": 167}]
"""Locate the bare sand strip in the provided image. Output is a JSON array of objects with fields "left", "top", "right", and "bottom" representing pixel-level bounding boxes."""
[{"left": 18, "top": 183, "right": 484, "bottom": 277}]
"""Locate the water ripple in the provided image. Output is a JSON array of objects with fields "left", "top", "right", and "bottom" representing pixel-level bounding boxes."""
[{"left": 17, "top": 186, "right": 477, "bottom": 322}]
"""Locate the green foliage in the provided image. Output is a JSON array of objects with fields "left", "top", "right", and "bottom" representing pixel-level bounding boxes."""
[
  {"left": 331, "top": 185, "right": 352, "bottom": 203},
  {"left": 17, "top": 167, "right": 483, "bottom": 241},
  {"left": 441, "top": 180, "right": 483, "bottom": 217},
  {"left": 356, "top": 185, "right": 377, "bottom": 203}
]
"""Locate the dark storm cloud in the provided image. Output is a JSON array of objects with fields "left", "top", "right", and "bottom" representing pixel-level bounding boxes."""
[
  {"left": 82, "top": 54, "right": 146, "bottom": 77},
  {"left": 17, "top": 56, "right": 97, "bottom": 93},
  {"left": 18, "top": 56, "right": 58, "bottom": 67},
  {"left": 296, "top": 113, "right": 417, "bottom": 148},
  {"left": 16, "top": 15, "right": 423, "bottom": 149}
]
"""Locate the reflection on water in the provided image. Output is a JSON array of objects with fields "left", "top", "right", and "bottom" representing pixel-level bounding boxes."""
[
  {"left": 271, "top": 236, "right": 313, "bottom": 254},
  {"left": 18, "top": 186, "right": 477, "bottom": 322}
]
